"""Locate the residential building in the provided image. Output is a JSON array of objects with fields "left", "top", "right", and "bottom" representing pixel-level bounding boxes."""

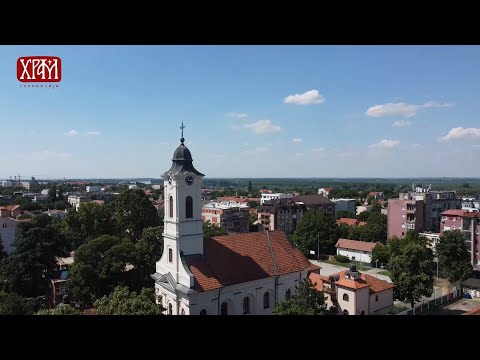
[
  {"left": 336, "top": 218, "right": 367, "bottom": 227},
  {"left": 33, "top": 195, "right": 49, "bottom": 203},
  {"left": 152, "top": 184, "right": 162, "bottom": 190},
  {"left": 0, "top": 205, "right": 22, "bottom": 219},
  {"left": 260, "top": 192, "right": 294, "bottom": 205},
  {"left": 40, "top": 189, "right": 49, "bottom": 196},
  {"left": 387, "top": 198, "right": 425, "bottom": 239},
  {"left": 68, "top": 195, "right": 87, "bottom": 211},
  {"left": 332, "top": 198, "right": 356, "bottom": 216},
  {"left": 44, "top": 209, "right": 68, "bottom": 220},
  {"left": 217, "top": 196, "right": 250, "bottom": 205},
  {"left": 461, "top": 196, "right": 480, "bottom": 212},
  {"left": 368, "top": 191, "right": 384, "bottom": 200},
  {"left": 356, "top": 204, "right": 372, "bottom": 215},
  {"left": 335, "top": 238, "right": 379, "bottom": 265},
  {"left": 151, "top": 133, "right": 318, "bottom": 315},
  {"left": 48, "top": 271, "right": 69, "bottom": 308},
  {"left": 0, "top": 217, "right": 22, "bottom": 254},
  {"left": 257, "top": 199, "right": 307, "bottom": 234},
  {"left": 292, "top": 194, "right": 335, "bottom": 219},
  {"left": 318, "top": 187, "right": 333, "bottom": 197},
  {"left": 1, "top": 181, "right": 13, "bottom": 188},
  {"left": 440, "top": 209, "right": 480, "bottom": 267},
  {"left": 419, "top": 232, "right": 441, "bottom": 252},
  {"left": 21, "top": 181, "right": 30, "bottom": 190},
  {"left": 309, "top": 265, "right": 395, "bottom": 315},
  {"left": 202, "top": 201, "right": 250, "bottom": 233},
  {"left": 86, "top": 185, "right": 102, "bottom": 193},
  {"left": 462, "top": 278, "right": 480, "bottom": 299}
]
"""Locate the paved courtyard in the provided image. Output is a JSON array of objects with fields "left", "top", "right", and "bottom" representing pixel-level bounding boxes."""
[
  {"left": 424, "top": 298, "right": 480, "bottom": 315},
  {"left": 310, "top": 260, "right": 392, "bottom": 283}
]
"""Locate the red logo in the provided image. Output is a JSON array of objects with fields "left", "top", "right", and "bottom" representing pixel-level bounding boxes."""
[{"left": 17, "top": 56, "right": 62, "bottom": 82}]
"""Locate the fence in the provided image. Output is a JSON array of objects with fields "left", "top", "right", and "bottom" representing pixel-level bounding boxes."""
[{"left": 396, "top": 282, "right": 461, "bottom": 315}]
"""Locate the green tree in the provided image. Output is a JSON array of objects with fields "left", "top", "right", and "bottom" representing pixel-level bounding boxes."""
[
  {"left": 70, "top": 202, "right": 115, "bottom": 245},
  {"left": 203, "top": 220, "right": 228, "bottom": 238},
  {"left": 371, "top": 201, "right": 383, "bottom": 213},
  {"left": 389, "top": 238, "right": 434, "bottom": 308},
  {"left": 371, "top": 243, "right": 390, "bottom": 266},
  {"left": 436, "top": 230, "right": 472, "bottom": 283},
  {"left": 1, "top": 215, "right": 69, "bottom": 297},
  {"left": 337, "top": 223, "right": 350, "bottom": 239},
  {"left": 94, "top": 286, "right": 165, "bottom": 315},
  {"left": 272, "top": 278, "right": 326, "bottom": 315},
  {"left": 114, "top": 189, "right": 161, "bottom": 241},
  {"left": 35, "top": 304, "right": 82, "bottom": 315},
  {"left": 0, "top": 233, "right": 7, "bottom": 261},
  {"left": 248, "top": 181, "right": 252, "bottom": 194},
  {"left": 336, "top": 210, "right": 356, "bottom": 220},
  {"left": 57, "top": 185, "right": 64, "bottom": 201},
  {"left": 293, "top": 210, "right": 339, "bottom": 255},
  {"left": 0, "top": 292, "right": 43, "bottom": 315},
  {"left": 49, "top": 184, "right": 57, "bottom": 203},
  {"left": 356, "top": 211, "right": 370, "bottom": 222},
  {"left": 133, "top": 226, "right": 164, "bottom": 288},
  {"left": 68, "top": 235, "right": 135, "bottom": 304}
]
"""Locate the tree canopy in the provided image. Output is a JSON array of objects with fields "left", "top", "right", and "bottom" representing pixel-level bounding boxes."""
[
  {"left": 436, "top": 230, "right": 472, "bottom": 283},
  {"left": 35, "top": 304, "right": 82, "bottom": 315},
  {"left": 94, "top": 286, "right": 165, "bottom": 315},
  {"left": 0, "top": 291, "right": 43, "bottom": 315},
  {"left": 336, "top": 210, "right": 356, "bottom": 220},
  {"left": 293, "top": 210, "right": 339, "bottom": 255},
  {"left": 389, "top": 234, "right": 434, "bottom": 308},
  {"left": 203, "top": 220, "right": 228, "bottom": 238},
  {"left": 272, "top": 278, "right": 326, "bottom": 315}
]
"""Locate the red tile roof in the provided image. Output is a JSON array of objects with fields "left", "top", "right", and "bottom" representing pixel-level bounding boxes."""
[
  {"left": 184, "top": 230, "right": 313, "bottom": 292},
  {"left": 309, "top": 273, "right": 325, "bottom": 291},
  {"left": 336, "top": 218, "right": 358, "bottom": 227},
  {"left": 441, "top": 209, "right": 466, "bottom": 216},
  {"left": 336, "top": 238, "right": 379, "bottom": 253},
  {"left": 368, "top": 192, "right": 384, "bottom": 196},
  {"left": 333, "top": 270, "right": 394, "bottom": 292},
  {"left": 89, "top": 200, "right": 105, "bottom": 205},
  {"left": 358, "top": 221, "right": 367, "bottom": 226}
]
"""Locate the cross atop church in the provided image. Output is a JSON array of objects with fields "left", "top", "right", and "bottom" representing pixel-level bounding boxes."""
[{"left": 180, "top": 122, "right": 185, "bottom": 144}]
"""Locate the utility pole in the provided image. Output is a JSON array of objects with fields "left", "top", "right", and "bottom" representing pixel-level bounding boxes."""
[{"left": 317, "top": 233, "right": 320, "bottom": 261}]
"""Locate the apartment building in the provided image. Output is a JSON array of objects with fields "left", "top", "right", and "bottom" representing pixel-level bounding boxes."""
[
  {"left": 292, "top": 195, "right": 335, "bottom": 219},
  {"left": 202, "top": 201, "right": 250, "bottom": 233},
  {"left": 257, "top": 199, "right": 307, "bottom": 234},
  {"left": 260, "top": 192, "right": 294, "bottom": 205},
  {"left": 331, "top": 198, "right": 356, "bottom": 216}
]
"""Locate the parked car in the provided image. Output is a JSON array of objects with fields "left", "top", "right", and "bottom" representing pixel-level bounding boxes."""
[{"left": 463, "top": 293, "right": 473, "bottom": 299}]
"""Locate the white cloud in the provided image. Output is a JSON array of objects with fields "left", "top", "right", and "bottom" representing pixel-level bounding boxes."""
[
  {"left": 366, "top": 101, "right": 453, "bottom": 118},
  {"left": 87, "top": 131, "right": 101, "bottom": 136},
  {"left": 438, "top": 127, "right": 480, "bottom": 142},
  {"left": 243, "top": 120, "right": 282, "bottom": 134},
  {"left": 368, "top": 139, "right": 400, "bottom": 149},
  {"left": 284, "top": 89, "right": 325, "bottom": 105},
  {"left": 392, "top": 120, "right": 412, "bottom": 128},
  {"left": 292, "top": 138, "right": 303, "bottom": 143},
  {"left": 312, "top": 148, "right": 326, "bottom": 153},
  {"left": 226, "top": 112, "right": 248, "bottom": 119},
  {"left": 64, "top": 129, "right": 79, "bottom": 136}
]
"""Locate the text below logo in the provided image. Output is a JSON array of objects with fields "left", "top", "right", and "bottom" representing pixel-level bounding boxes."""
[{"left": 17, "top": 56, "right": 62, "bottom": 82}]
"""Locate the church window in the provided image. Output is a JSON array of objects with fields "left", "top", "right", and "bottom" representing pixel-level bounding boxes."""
[
  {"left": 168, "top": 303, "right": 173, "bottom": 315},
  {"left": 343, "top": 293, "right": 349, "bottom": 302},
  {"left": 263, "top": 292, "right": 270, "bottom": 309},
  {"left": 200, "top": 309, "right": 207, "bottom": 315},
  {"left": 181, "top": 308, "right": 185, "bottom": 315},
  {"left": 243, "top": 297, "right": 250, "bottom": 314},
  {"left": 221, "top": 302, "right": 228, "bottom": 315},
  {"left": 343, "top": 310, "right": 349, "bottom": 315},
  {"left": 168, "top": 248, "right": 173, "bottom": 263},
  {"left": 169, "top": 196, "right": 173, "bottom": 218},
  {"left": 186, "top": 196, "right": 193, "bottom": 218},
  {"left": 285, "top": 288, "right": 291, "bottom": 300}
]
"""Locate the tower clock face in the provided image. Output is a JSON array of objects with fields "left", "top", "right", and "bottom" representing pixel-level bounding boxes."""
[{"left": 185, "top": 175, "right": 194, "bottom": 186}]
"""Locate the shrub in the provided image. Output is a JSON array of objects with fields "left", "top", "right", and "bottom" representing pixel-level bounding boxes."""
[{"left": 334, "top": 254, "right": 350, "bottom": 263}]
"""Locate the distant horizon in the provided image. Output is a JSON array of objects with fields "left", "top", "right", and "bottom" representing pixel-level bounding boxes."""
[{"left": 2, "top": 46, "right": 480, "bottom": 178}]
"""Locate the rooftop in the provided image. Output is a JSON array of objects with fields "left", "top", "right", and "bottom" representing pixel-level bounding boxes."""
[
  {"left": 203, "top": 201, "right": 250, "bottom": 210},
  {"left": 336, "top": 238, "right": 379, "bottom": 253},
  {"left": 333, "top": 270, "right": 395, "bottom": 293},
  {"left": 292, "top": 194, "right": 332, "bottom": 205},
  {"left": 184, "top": 230, "right": 316, "bottom": 292}
]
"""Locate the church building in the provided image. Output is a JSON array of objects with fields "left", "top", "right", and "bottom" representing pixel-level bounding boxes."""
[{"left": 151, "top": 126, "right": 318, "bottom": 315}]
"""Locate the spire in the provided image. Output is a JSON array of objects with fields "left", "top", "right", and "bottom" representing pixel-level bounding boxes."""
[{"left": 180, "top": 122, "right": 185, "bottom": 144}]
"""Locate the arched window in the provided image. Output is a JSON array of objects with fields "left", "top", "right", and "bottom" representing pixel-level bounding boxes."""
[
  {"left": 180, "top": 308, "right": 185, "bottom": 315},
  {"left": 243, "top": 297, "right": 251, "bottom": 314},
  {"left": 186, "top": 196, "right": 193, "bottom": 218},
  {"left": 263, "top": 292, "right": 270, "bottom": 309},
  {"left": 343, "top": 310, "right": 349, "bottom": 315},
  {"left": 343, "top": 293, "right": 349, "bottom": 302},
  {"left": 169, "top": 196, "right": 173, "bottom": 218},
  {"left": 375, "top": 295, "right": 379, "bottom": 302},
  {"left": 200, "top": 309, "right": 207, "bottom": 315},
  {"left": 360, "top": 310, "right": 365, "bottom": 315},
  {"left": 168, "top": 248, "right": 173, "bottom": 263},
  {"left": 221, "top": 302, "right": 228, "bottom": 315},
  {"left": 168, "top": 303, "right": 173, "bottom": 315},
  {"left": 285, "top": 288, "right": 291, "bottom": 300}
]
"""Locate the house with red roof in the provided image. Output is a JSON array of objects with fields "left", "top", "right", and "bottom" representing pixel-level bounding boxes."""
[
  {"left": 309, "top": 265, "right": 395, "bottom": 315},
  {"left": 336, "top": 238, "right": 379, "bottom": 265},
  {"left": 336, "top": 218, "right": 367, "bottom": 227},
  {"left": 151, "top": 132, "right": 318, "bottom": 315}
]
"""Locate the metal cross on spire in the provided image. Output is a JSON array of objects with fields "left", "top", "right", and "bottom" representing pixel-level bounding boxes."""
[{"left": 180, "top": 122, "right": 185, "bottom": 144}]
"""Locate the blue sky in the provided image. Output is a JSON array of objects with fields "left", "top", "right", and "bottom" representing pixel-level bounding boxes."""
[{"left": 1, "top": 45, "right": 480, "bottom": 179}]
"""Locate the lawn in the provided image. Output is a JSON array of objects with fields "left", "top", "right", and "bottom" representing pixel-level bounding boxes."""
[
  {"left": 324, "top": 259, "right": 371, "bottom": 272},
  {"left": 377, "top": 270, "right": 390, "bottom": 276}
]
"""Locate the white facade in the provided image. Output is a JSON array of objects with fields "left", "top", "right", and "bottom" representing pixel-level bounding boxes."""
[
  {"left": 356, "top": 205, "right": 372, "bottom": 215},
  {"left": 337, "top": 248, "right": 373, "bottom": 264},
  {"left": 21, "top": 182, "right": 30, "bottom": 190},
  {"left": 0, "top": 217, "right": 20, "bottom": 254},
  {"left": 260, "top": 193, "right": 293, "bottom": 205},
  {"left": 41, "top": 189, "right": 50, "bottom": 196},
  {"left": 68, "top": 195, "right": 85, "bottom": 211},
  {"left": 419, "top": 232, "right": 440, "bottom": 253},
  {"left": 318, "top": 188, "right": 331, "bottom": 197},
  {"left": 86, "top": 185, "right": 102, "bottom": 193},
  {"left": 128, "top": 184, "right": 138, "bottom": 190},
  {"left": 1, "top": 181, "right": 13, "bottom": 188}
]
